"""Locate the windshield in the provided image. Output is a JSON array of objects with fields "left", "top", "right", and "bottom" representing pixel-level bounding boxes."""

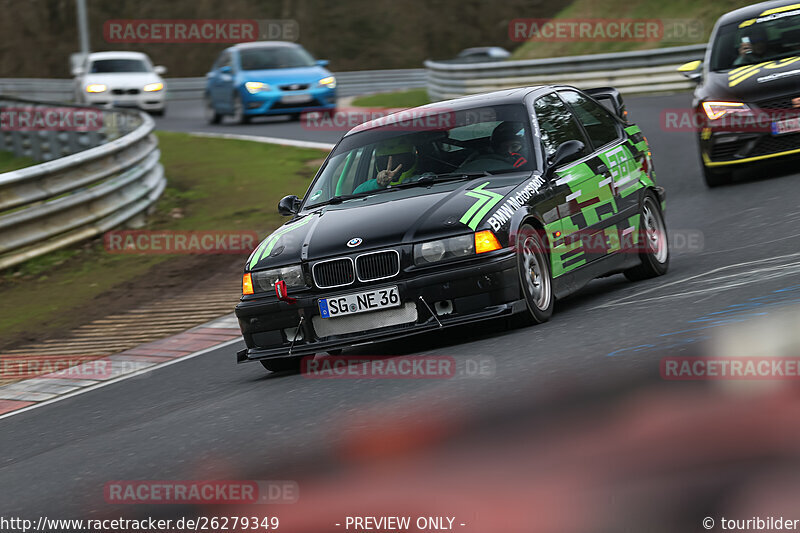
[
  {"left": 239, "top": 46, "right": 316, "bottom": 70},
  {"left": 302, "top": 104, "right": 536, "bottom": 209},
  {"left": 90, "top": 59, "right": 150, "bottom": 73},
  {"left": 710, "top": 8, "right": 800, "bottom": 70}
]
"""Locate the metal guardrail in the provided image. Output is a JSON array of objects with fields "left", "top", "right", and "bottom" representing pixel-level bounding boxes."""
[
  {"left": 424, "top": 44, "right": 707, "bottom": 101},
  {"left": 0, "top": 69, "right": 428, "bottom": 103},
  {"left": 0, "top": 96, "right": 165, "bottom": 270}
]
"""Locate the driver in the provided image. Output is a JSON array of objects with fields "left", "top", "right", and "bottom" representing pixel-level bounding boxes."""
[
  {"left": 353, "top": 138, "right": 419, "bottom": 193},
  {"left": 491, "top": 121, "right": 528, "bottom": 168},
  {"left": 733, "top": 25, "right": 769, "bottom": 66}
]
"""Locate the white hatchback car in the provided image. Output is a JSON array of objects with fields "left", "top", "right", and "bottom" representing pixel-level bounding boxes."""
[{"left": 73, "top": 51, "right": 167, "bottom": 115}]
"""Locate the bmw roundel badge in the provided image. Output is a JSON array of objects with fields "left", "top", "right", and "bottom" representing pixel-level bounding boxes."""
[{"left": 347, "top": 238, "right": 363, "bottom": 247}]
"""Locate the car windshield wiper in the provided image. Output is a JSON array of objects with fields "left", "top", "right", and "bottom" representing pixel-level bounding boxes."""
[
  {"left": 305, "top": 194, "right": 363, "bottom": 208},
  {"left": 370, "top": 171, "right": 491, "bottom": 194}
]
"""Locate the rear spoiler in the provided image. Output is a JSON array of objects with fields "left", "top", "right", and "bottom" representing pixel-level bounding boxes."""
[{"left": 585, "top": 87, "right": 628, "bottom": 123}]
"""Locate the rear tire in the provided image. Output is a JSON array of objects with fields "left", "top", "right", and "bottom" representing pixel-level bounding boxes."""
[
  {"left": 624, "top": 193, "right": 669, "bottom": 281},
  {"left": 514, "top": 224, "right": 554, "bottom": 325},
  {"left": 204, "top": 94, "right": 220, "bottom": 124},
  {"left": 260, "top": 357, "right": 303, "bottom": 373}
]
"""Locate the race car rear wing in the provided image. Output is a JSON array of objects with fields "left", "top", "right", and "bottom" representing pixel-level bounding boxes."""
[{"left": 585, "top": 87, "right": 628, "bottom": 123}]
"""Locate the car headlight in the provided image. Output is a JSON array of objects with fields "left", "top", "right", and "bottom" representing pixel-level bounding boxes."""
[
  {"left": 85, "top": 84, "right": 107, "bottom": 93},
  {"left": 701, "top": 101, "right": 752, "bottom": 121},
  {"left": 251, "top": 264, "right": 305, "bottom": 292},
  {"left": 414, "top": 234, "right": 475, "bottom": 266},
  {"left": 245, "top": 81, "right": 271, "bottom": 94},
  {"left": 143, "top": 82, "right": 164, "bottom": 92},
  {"left": 318, "top": 76, "right": 336, "bottom": 89}
]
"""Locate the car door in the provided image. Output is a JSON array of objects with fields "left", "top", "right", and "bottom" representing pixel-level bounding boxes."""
[
  {"left": 559, "top": 89, "right": 640, "bottom": 252},
  {"left": 208, "top": 51, "right": 234, "bottom": 111},
  {"left": 533, "top": 92, "right": 614, "bottom": 277}
]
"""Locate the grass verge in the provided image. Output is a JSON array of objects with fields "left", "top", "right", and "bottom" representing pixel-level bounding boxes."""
[
  {"left": 0, "top": 132, "right": 325, "bottom": 349},
  {"left": 511, "top": 0, "right": 756, "bottom": 60},
  {"left": 351, "top": 89, "right": 430, "bottom": 109},
  {"left": 0, "top": 151, "right": 36, "bottom": 173}
]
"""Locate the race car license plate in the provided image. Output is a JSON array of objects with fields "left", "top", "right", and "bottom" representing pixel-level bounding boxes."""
[
  {"left": 772, "top": 117, "right": 800, "bottom": 135},
  {"left": 318, "top": 286, "right": 400, "bottom": 319},
  {"left": 280, "top": 94, "right": 312, "bottom": 104}
]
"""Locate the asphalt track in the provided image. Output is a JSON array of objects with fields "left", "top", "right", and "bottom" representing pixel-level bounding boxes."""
[{"left": 2, "top": 93, "right": 800, "bottom": 524}]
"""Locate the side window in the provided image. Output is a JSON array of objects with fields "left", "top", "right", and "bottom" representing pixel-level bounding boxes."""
[
  {"left": 559, "top": 90, "right": 621, "bottom": 149},
  {"left": 214, "top": 52, "right": 232, "bottom": 71},
  {"left": 533, "top": 93, "right": 589, "bottom": 161}
]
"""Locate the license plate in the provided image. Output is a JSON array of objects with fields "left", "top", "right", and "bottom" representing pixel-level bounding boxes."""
[
  {"left": 318, "top": 286, "right": 400, "bottom": 319},
  {"left": 772, "top": 117, "right": 800, "bottom": 135},
  {"left": 280, "top": 94, "right": 312, "bottom": 104}
]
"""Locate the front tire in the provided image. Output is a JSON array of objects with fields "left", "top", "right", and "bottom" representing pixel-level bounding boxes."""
[
  {"left": 702, "top": 160, "right": 732, "bottom": 187},
  {"left": 230, "top": 93, "right": 250, "bottom": 124},
  {"left": 624, "top": 193, "right": 669, "bottom": 281},
  {"left": 260, "top": 357, "right": 303, "bottom": 373},
  {"left": 514, "top": 224, "right": 554, "bottom": 325}
]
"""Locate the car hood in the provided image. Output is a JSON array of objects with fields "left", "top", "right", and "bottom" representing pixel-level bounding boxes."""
[
  {"left": 239, "top": 66, "right": 330, "bottom": 86},
  {"left": 706, "top": 57, "right": 800, "bottom": 103},
  {"left": 82, "top": 72, "right": 163, "bottom": 87},
  {"left": 247, "top": 172, "right": 535, "bottom": 271}
]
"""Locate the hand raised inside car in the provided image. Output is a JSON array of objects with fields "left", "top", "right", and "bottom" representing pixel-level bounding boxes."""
[{"left": 375, "top": 156, "right": 403, "bottom": 187}]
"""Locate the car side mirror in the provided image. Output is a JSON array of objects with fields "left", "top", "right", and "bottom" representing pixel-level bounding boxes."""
[
  {"left": 154, "top": 65, "right": 167, "bottom": 75},
  {"left": 219, "top": 65, "right": 232, "bottom": 74},
  {"left": 278, "top": 195, "right": 301, "bottom": 216},
  {"left": 548, "top": 140, "right": 585, "bottom": 170},
  {"left": 678, "top": 60, "right": 703, "bottom": 83},
  {"left": 71, "top": 67, "right": 84, "bottom": 77},
  {"left": 316, "top": 59, "right": 329, "bottom": 67}
]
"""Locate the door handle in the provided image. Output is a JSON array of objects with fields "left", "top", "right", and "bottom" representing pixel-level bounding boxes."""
[{"left": 597, "top": 163, "right": 610, "bottom": 175}]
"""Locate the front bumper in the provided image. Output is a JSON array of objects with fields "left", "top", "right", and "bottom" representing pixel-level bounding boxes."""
[
  {"left": 241, "top": 86, "right": 336, "bottom": 115},
  {"left": 235, "top": 251, "right": 523, "bottom": 362},
  {"left": 84, "top": 90, "right": 166, "bottom": 111},
  {"left": 700, "top": 119, "right": 800, "bottom": 167}
]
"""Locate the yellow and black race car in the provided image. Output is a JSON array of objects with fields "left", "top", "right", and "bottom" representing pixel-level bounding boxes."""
[{"left": 680, "top": 0, "right": 800, "bottom": 186}]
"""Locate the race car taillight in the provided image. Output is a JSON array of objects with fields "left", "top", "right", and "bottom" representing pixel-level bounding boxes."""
[{"left": 242, "top": 273, "right": 254, "bottom": 295}]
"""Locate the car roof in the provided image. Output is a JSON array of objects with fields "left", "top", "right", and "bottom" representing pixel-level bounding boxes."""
[
  {"left": 87, "top": 51, "right": 149, "bottom": 61},
  {"left": 715, "top": 0, "right": 799, "bottom": 26},
  {"left": 343, "top": 86, "right": 559, "bottom": 136},
  {"left": 230, "top": 41, "right": 300, "bottom": 50}
]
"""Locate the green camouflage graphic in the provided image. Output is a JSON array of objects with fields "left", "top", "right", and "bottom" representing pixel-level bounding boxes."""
[{"left": 248, "top": 216, "right": 314, "bottom": 270}]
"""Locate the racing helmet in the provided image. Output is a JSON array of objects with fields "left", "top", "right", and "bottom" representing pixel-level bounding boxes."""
[
  {"left": 374, "top": 137, "right": 418, "bottom": 183},
  {"left": 491, "top": 121, "right": 528, "bottom": 166}
]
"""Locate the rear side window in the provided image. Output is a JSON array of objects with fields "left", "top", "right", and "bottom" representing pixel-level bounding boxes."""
[
  {"left": 559, "top": 90, "right": 621, "bottom": 150},
  {"left": 533, "top": 93, "right": 589, "bottom": 161}
]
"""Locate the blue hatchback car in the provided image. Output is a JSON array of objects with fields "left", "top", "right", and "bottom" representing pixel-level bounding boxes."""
[{"left": 204, "top": 41, "right": 337, "bottom": 124}]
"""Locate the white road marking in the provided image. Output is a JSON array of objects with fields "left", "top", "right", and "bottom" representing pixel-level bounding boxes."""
[
  {"left": 0, "top": 338, "right": 242, "bottom": 422},
  {"left": 186, "top": 131, "right": 335, "bottom": 151},
  {"left": 593, "top": 252, "right": 800, "bottom": 310}
]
